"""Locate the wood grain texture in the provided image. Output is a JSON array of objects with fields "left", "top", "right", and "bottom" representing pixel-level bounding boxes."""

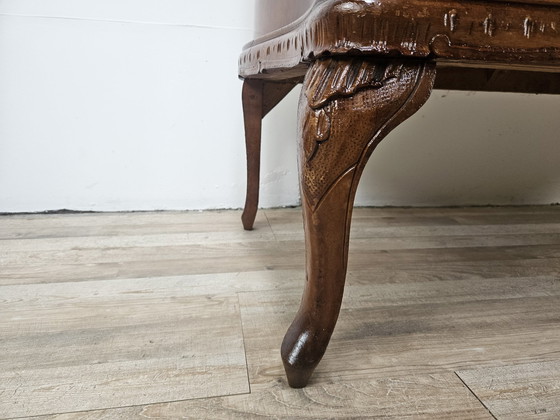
[
  {"left": 240, "top": 0, "right": 560, "bottom": 78},
  {"left": 238, "top": 275, "right": 560, "bottom": 386},
  {"left": 1, "top": 207, "right": 559, "bottom": 418},
  {"left": 21, "top": 373, "right": 492, "bottom": 419},
  {"left": 0, "top": 278, "right": 249, "bottom": 418},
  {"left": 241, "top": 80, "right": 264, "bottom": 230},
  {"left": 0, "top": 210, "right": 274, "bottom": 240},
  {"left": 279, "top": 57, "right": 437, "bottom": 387},
  {"left": 2, "top": 209, "right": 559, "bottom": 287},
  {"left": 241, "top": 80, "right": 299, "bottom": 230},
  {"left": 0, "top": 211, "right": 280, "bottom": 286},
  {"left": 241, "top": 0, "right": 560, "bottom": 386},
  {"left": 457, "top": 361, "right": 560, "bottom": 419},
  {"left": 241, "top": 1, "right": 560, "bottom": 385}
]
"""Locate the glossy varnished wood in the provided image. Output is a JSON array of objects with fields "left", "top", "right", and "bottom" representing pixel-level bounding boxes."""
[
  {"left": 433, "top": 67, "right": 560, "bottom": 94},
  {"left": 281, "top": 57, "right": 436, "bottom": 387},
  {"left": 240, "top": 0, "right": 560, "bottom": 389},
  {"left": 241, "top": 0, "right": 560, "bottom": 78},
  {"left": 241, "top": 80, "right": 298, "bottom": 230},
  {"left": 241, "top": 80, "right": 263, "bottom": 231}
]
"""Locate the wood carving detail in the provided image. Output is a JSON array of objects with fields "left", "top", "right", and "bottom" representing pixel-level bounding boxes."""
[
  {"left": 281, "top": 57, "right": 436, "bottom": 388},
  {"left": 241, "top": 0, "right": 560, "bottom": 391},
  {"left": 299, "top": 57, "right": 435, "bottom": 210},
  {"left": 239, "top": 0, "right": 560, "bottom": 78}
]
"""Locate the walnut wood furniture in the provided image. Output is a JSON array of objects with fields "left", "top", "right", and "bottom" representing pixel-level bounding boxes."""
[{"left": 239, "top": 0, "right": 560, "bottom": 388}]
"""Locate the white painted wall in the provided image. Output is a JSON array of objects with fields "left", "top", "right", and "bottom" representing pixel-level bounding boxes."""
[
  {"left": 357, "top": 89, "right": 560, "bottom": 206},
  {"left": 0, "top": 1, "right": 559, "bottom": 212}
]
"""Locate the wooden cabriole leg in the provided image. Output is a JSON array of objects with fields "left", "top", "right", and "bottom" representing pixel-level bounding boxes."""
[
  {"left": 241, "top": 79, "right": 299, "bottom": 230},
  {"left": 281, "top": 57, "right": 437, "bottom": 388},
  {"left": 241, "top": 79, "right": 264, "bottom": 231}
]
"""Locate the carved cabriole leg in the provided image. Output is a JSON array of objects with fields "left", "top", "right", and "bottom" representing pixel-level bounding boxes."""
[
  {"left": 281, "top": 57, "right": 436, "bottom": 388},
  {"left": 242, "top": 79, "right": 299, "bottom": 230}
]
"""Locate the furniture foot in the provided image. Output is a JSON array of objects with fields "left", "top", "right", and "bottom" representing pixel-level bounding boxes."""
[
  {"left": 241, "top": 79, "right": 299, "bottom": 230},
  {"left": 281, "top": 57, "right": 436, "bottom": 388}
]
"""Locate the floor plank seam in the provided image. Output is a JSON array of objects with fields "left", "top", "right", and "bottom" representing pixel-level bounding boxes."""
[
  {"left": 263, "top": 210, "right": 279, "bottom": 242},
  {"left": 0, "top": 391, "right": 256, "bottom": 420},
  {"left": 454, "top": 371, "right": 498, "bottom": 420},
  {"left": 2, "top": 207, "right": 558, "bottom": 418},
  {"left": 237, "top": 293, "right": 253, "bottom": 395}
]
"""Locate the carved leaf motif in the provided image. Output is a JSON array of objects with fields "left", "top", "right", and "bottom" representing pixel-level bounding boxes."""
[
  {"left": 305, "top": 58, "right": 403, "bottom": 109},
  {"left": 303, "top": 57, "right": 405, "bottom": 164},
  {"left": 299, "top": 57, "right": 436, "bottom": 210},
  {"left": 304, "top": 107, "right": 332, "bottom": 163}
]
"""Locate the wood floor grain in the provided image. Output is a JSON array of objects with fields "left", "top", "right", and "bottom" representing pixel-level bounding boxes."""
[
  {"left": 21, "top": 373, "right": 492, "bottom": 419},
  {"left": 457, "top": 361, "right": 560, "bottom": 419},
  {"left": 0, "top": 206, "right": 559, "bottom": 419},
  {"left": 0, "top": 278, "right": 249, "bottom": 418},
  {"left": 236, "top": 276, "right": 560, "bottom": 386}
]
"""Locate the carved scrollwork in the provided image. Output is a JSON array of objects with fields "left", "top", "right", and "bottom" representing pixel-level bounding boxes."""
[
  {"left": 299, "top": 57, "right": 436, "bottom": 210},
  {"left": 302, "top": 59, "right": 403, "bottom": 165},
  {"left": 239, "top": 0, "right": 560, "bottom": 79},
  {"left": 281, "top": 57, "right": 436, "bottom": 388}
]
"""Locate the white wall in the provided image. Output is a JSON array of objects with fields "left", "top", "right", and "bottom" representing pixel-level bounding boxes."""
[
  {"left": 356, "top": 89, "right": 560, "bottom": 206},
  {"left": 0, "top": 1, "right": 559, "bottom": 212}
]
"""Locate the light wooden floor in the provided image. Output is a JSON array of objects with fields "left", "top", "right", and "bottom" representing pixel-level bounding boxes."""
[{"left": 1, "top": 207, "right": 559, "bottom": 419}]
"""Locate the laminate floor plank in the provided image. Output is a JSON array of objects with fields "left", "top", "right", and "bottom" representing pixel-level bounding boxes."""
[
  {"left": 237, "top": 276, "right": 560, "bottom": 386},
  {"left": 3, "top": 207, "right": 559, "bottom": 286},
  {"left": 3, "top": 239, "right": 559, "bottom": 287},
  {"left": 267, "top": 207, "right": 560, "bottom": 239},
  {"left": 2, "top": 254, "right": 560, "bottom": 287},
  {"left": 0, "top": 278, "right": 249, "bottom": 418},
  {"left": 4, "top": 236, "right": 560, "bottom": 271},
  {"left": 326, "top": 224, "right": 560, "bottom": 241},
  {"left": 0, "top": 211, "right": 272, "bottom": 240},
  {"left": 457, "top": 360, "right": 560, "bottom": 419},
  {"left": 266, "top": 206, "right": 560, "bottom": 230},
  {"left": 1, "top": 206, "right": 559, "bottom": 419},
  {"left": 0, "top": 245, "right": 306, "bottom": 287},
  {"left": 347, "top": 258, "right": 560, "bottom": 284},
  {"left": 20, "top": 372, "right": 492, "bottom": 419}
]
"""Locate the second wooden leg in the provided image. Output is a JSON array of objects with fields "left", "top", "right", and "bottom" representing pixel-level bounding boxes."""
[
  {"left": 281, "top": 57, "right": 436, "bottom": 388},
  {"left": 241, "top": 79, "right": 263, "bottom": 231},
  {"left": 241, "top": 79, "right": 299, "bottom": 230}
]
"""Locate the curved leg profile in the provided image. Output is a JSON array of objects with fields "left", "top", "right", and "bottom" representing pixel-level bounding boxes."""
[
  {"left": 241, "top": 79, "right": 299, "bottom": 230},
  {"left": 241, "top": 79, "right": 264, "bottom": 230},
  {"left": 281, "top": 57, "right": 436, "bottom": 387}
]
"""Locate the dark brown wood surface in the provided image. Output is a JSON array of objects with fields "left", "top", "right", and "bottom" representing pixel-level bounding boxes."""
[
  {"left": 240, "top": 0, "right": 560, "bottom": 388},
  {"left": 434, "top": 67, "right": 560, "bottom": 93},
  {"left": 281, "top": 57, "right": 436, "bottom": 387},
  {"left": 241, "top": 0, "right": 560, "bottom": 78},
  {"left": 241, "top": 80, "right": 298, "bottom": 231}
]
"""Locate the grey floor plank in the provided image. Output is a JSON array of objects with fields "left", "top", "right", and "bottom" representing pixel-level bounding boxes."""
[
  {"left": 457, "top": 361, "right": 560, "bottom": 419},
  {"left": 0, "top": 278, "right": 249, "bottom": 418},
  {"left": 20, "top": 373, "right": 492, "bottom": 419},
  {"left": 1, "top": 206, "right": 559, "bottom": 419}
]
